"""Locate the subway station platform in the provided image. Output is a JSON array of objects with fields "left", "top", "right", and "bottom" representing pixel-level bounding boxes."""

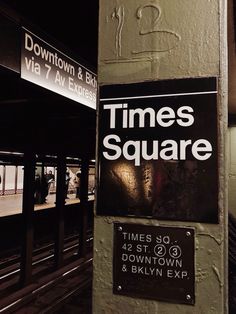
[{"left": 0, "top": 193, "right": 94, "bottom": 217}]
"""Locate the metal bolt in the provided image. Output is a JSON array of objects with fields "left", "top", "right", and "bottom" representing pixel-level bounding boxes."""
[
  {"left": 118, "top": 226, "right": 123, "bottom": 231},
  {"left": 117, "top": 285, "right": 122, "bottom": 291},
  {"left": 186, "top": 231, "right": 191, "bottom": 237},
  {"left": 186, "top": 294, "right": 191, "bottom": 300}
]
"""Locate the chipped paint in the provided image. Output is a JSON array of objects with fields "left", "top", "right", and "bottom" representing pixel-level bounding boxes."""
[
  {"left": 212, "top": 265, "right": 224, "bottom": 288},
  {"left": 198, "top": 232, "right": 223, "bottom": 245}
]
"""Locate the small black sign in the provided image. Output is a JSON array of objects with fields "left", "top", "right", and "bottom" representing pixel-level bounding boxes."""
[
  {"left": 97, "top": 77, "right": 218, "bottom": 223},
  {"left": 113, "top": 223, "right": 195, "bottom": 304}
]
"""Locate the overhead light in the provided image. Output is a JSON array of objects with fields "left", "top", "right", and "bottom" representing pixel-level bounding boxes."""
[{"left": 0, "top": 151, "right": 23, "bottom": 156}]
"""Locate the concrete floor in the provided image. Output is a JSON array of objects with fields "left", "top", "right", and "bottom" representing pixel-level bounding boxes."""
[{"left": 0, "top": 193, "right": 94, "bottom": 217}]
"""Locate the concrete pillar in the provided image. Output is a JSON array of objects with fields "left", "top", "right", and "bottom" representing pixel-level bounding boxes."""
[{"left": 94, "top": 1, "right": 228, "bottom": 313}]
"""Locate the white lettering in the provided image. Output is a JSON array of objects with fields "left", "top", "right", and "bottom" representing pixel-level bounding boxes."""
[
  {"left": 131, "top": 265, "right": 163, "bottom": 277},
  {"left": 156, "top": 107, "right": 175, "bottom": 127},
  {"left": 103, "top": 104, "right": 123, "bottom": 129},
  {"left": 55, "top": 70, "right": 65, "bottom": 86},
  {"left": 103, "top": 103, "right": 195, "bottom": 129},
  {"left": 167, "top": 269, "right": 188, "bottom": 279},
  {"left": 121, "top": 254, "right": 182, "bottom": 267},
  {"left": 123, "top": 140, "right": 141, "bottom": 166},
  {"left": 103, "top": 135, "right": 121, "bottom": 160},
  {"left": 177, "top": 106, "right": 194, "bottom": 127},
  {"left": 24, "top": 32, "right": 75, "bottom": 75},
  {"left": 102, "top": 136, "right": 212, "bottom": 165},
  {"left": 160, "top": 140, "right": 178, "bottom": 160},
  {"left": 25, "top": 33, "right": 33, "bottom": 51},
  {"left": 122, "top": 232, "right": 152, "bottom": 242},
  {"left": 192, "top": 139, "right": 212, "bottom": 160},
  {"left": 156, "top": 235, "right": 170, "bottom": 244},
  {"left": 129, "top": 107, "right": 156, "bottom": 128},
  {"left": 24, "top": 56, "right": 40, "bottom": 75}
]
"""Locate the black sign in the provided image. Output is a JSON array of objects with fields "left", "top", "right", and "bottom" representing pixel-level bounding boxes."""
[
  {"left": 97, "top": 78, "right": 218, "bottom": 223},
  {"left": 113, "top": 223, "right": 195, "bottom": 305},
  {"left": 21, "top": 28, "right": 97, "bottom": 109}
]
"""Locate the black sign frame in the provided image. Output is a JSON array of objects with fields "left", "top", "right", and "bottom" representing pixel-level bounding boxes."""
[
  {"left": 113, "top": 223, "right": 195, "bottom": 305},
  {"left": 97, "top": 77, "right": 218, "bottom": 223}
]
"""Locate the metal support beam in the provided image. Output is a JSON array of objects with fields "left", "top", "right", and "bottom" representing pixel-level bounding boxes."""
[
  {"left": 54, "top": 155, "right": 66, "bottom": 269},
  {"left": 20, "top": 151, "right": 35, "bottom": 286},
  {"left": 78, "top": 157, "right": 89, "bottom": 258}
]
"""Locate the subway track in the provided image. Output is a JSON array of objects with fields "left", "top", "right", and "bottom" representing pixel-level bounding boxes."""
[
  {"left": 0, "top": 233, "right": 93, "bottom": 313},
  {"left": 1, "top": 258, "right": 93, "bottom": 314}
]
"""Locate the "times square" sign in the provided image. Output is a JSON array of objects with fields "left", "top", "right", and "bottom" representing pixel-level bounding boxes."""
[{"left": 97, "top": 78, "right": 218, "bottom": 223}]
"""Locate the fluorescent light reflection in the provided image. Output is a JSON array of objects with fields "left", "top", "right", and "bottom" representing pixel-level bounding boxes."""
[
  {"left": 112, "top": 162, "right": 139, "bottom": 201},
  {"left": 141, "top": 162, "right": 155, "bottom": 205}
]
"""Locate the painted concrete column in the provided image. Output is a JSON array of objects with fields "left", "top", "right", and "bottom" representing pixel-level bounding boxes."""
[{"left": 94, "top": 1, "right": 228, "bottom": 313}]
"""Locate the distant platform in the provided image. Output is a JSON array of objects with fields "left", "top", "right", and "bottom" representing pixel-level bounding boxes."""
[{"left": 0, "top": 193, "right": 94, "bottom": 217}]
